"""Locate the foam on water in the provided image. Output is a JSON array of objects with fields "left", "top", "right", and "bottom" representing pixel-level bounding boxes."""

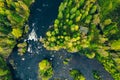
[
  {"left": 27, "top": 44, "right": 32, "bottom": 53},
  {"left": 28, "top": 28, "right": 38, "bottom": 41}
]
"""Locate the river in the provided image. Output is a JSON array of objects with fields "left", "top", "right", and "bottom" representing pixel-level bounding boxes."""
[{"left": 8, "top": 0, "right": 113, "bottom": 80}]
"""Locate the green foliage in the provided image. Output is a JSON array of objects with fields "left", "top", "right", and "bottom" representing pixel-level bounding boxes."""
[
  {"left": 0, "top": 26, "right": 11, "bottom": 34},
  {"left": 40, "top": 0, "right": 120, "bottom": 80},
  {"left": 85, "top": 52, "right": 96, "bottom": 59},
  {"left": 0, "top": 1, "right": 34, "bottom": 79},
  {"left": 96, "top": 54, "right": 120, "bottom": 80},
  {"left": 98, "top": 0, "right": 120, "bottom": 21},
  {"left": 0, "top": 0, "right": 34, "bottom": 58},
  {"left": 23, "top": 0, "right": 35, "bottom": 6},
  {"left": 110, "top": 39, "right": 120, "bottom": 51},
  {"left": 63, "top": 58, "right": 71, "bottom": 65},
  {"left": 103, "top": 19, "right": 112, "bottom": 26},
  {"left": 103, "top": 23, "right": 118, "bottom": 36},
  {"left": 7, "top": 12, "right": 23, "bottom": 24},
  {"left": 38, "top": 60, "right": 53, "bottom": 80},
  {"left": 0, "top": 38, "right": 16, "bottom": 58},
  {"left": 17, "top": 42, "right": 27, "bottom": 56},
  {"left": 92, "top": 70, "right": 102, "bottom": 80},
  {"left": 105, "top": 5, "right": 120, "bottom": 26},
  {"left": 0, "top": 56, "right": 12, "bottom": 80},
  {"left": 111, "top": 52, "right": 120, "bottom": 72},
  {"left": 70, "top": 69, "right": 86, "bottom": 80},
  {"left": 90, "top": 5, "right": 97, "bottom": 14},
  {"left": 70, "top": 7, "right": 77, "bottom": 14},
  {"left": 11, "top": 28, "right": 22, "bottom": 38},
  {"left": 41, "top": 0, "right": 99, "bottom": 52}
]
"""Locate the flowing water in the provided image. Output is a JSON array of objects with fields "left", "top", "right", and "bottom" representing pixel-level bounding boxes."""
[{"left": 8, "top": 0, "right": 113, "bottom": 80}]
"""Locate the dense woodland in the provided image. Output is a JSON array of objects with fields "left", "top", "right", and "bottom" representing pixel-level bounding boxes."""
[
  {"left": 0, "top": 0, "right": 120, "bottom": 80},
  {"left": 0, "top": 0, "right": 34, "bottom": 79},
  {"left": 41, "top": 0, "right": 120, "bottom": 79}
]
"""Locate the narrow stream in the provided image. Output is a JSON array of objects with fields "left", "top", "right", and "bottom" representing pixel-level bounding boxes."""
[{"left": 8, "top": 0, "right": 113, "bottom": 80}]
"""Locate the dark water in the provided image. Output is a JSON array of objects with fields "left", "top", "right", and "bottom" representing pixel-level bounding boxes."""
[{"left": 8, "top": 0, "right": 113, "bottom": 80}]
